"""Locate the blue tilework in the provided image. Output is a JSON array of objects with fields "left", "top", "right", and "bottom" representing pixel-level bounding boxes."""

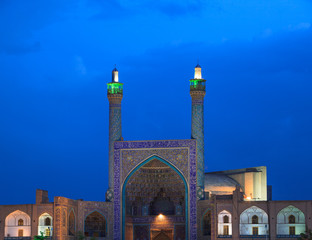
[
  {"left": 191, "top": 99, "right": 205, "bottom": 190},
  {"left": 113, "top": 140, "right": 197, "bottom": 240},
  {"left": 109, "top": 104, "right": 122, "bottom": 190}
]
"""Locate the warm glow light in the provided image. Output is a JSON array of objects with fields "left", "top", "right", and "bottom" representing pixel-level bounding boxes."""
[
  {"left": 194, "top": 67, "right": 202, "bottom": 79},
  {"left": 154, "top": 213, "right": 170, "bottom": 226},
  {"left": 157, "top": 214, "right": 164, "bottom": 221},
  {"left": 246, "top": 196, "right": 251, "bottom": 200}
]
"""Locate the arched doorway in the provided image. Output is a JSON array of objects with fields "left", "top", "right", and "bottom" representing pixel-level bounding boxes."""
[
  {"left": 84, "top": 211, "right": 107, "bottom": 238},
  {"left": 38, "top": 213, "right": 53, "bottom": 236},
  {"left": 122, "top": 156, "right": 188, "bottom": 240},
  {"left": 5, "top": 210, "right": 31, "bottom": 238},
  {"left": 240, "top": 206, "right": 269, "bottom": 236},
  {"left": 277, "top": 205, "right": 305, "bottom": 236},
  {"left": 217, "top": 210, "right": 232, "bottom": 237}
]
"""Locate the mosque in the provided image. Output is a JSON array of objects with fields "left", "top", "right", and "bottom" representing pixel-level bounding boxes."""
[{"left": 0, "top": 65, "right": 311, "bottom": 240}]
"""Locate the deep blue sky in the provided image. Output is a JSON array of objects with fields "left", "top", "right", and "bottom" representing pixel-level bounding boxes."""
[{"left": 0, "top": 0, "right": 312, "bottom": 204}]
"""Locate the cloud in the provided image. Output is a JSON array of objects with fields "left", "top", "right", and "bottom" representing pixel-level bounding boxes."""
[
  {"left": 89, "top": 0, "right": 205, "bottom": 20},
  {"left": 288, "top": 22, "right": 311, "bottom": 31},
  {"left": 150, "top": 0, "right": 204, "bottom": 17},
  {"left": 75, "top": 56, "right": 87, "bottom": 75},
  {"left": 2, "top": 42, "right": 41, "bottom": 55},
  {"left": 0, "top": 0, "right": 77, "bottom": 55},
  {"left": 89, "top": 0, "right": 134, "bottom": 20},
  {"left": 174, "top": 28, "right": 312, "bottom": 74}
]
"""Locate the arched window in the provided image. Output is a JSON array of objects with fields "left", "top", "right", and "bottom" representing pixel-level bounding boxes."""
[
  {"left": 45, "top": 217, "right": 51, "bottom": 226},
  {"left": 252, "top": 215, "right": 258, "bottom": 224},
  {"left": 38, "top": 213, "right": 53, "bottom": 236},
  {"left": 203, "top": 210, "right": 211, "bottom": 236},
  {"left": 18, "top": 219, "right": 24, "bottom": 226},
  {"left": 84, "top": 211, "right": 106, "bottom": 237},
  {"left": 68, "top": 211, "right": 75, "bottom": 236},
  {"left": 223, "top": 215, "right": 229, "bottom": 223},
  {"left": 288, "top": 215, "right": 295, "bottom": 224}
]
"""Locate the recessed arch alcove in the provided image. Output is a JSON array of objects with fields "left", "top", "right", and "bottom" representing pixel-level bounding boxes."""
[
  {"left": 5, "top": 210, "right": 31, "bottom": 237},
  {"left": 113, "top": 139, "right": 197, "bottom": 240},
  {"left": 122, "top": 156, "right": 188, "bottom": 240},
  {"left": 84, "top": 210, "right": 107, "bottom": 238}
]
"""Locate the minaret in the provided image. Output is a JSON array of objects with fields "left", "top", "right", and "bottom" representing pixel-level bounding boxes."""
[
  {"left": 190, "top": 64, "right": 206, "bottom": 200},
  {"left": 106, "top": 67, "right": 123, "bottom": 202}
]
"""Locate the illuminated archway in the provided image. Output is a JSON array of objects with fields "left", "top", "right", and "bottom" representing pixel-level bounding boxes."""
[
  {"left": 277, "top": 205, "right": 305, "bottom": 236},
  {"left": 5, "top": 210, "right": 31, "bottom": 237},
  {"left": 218, "top": 210, "right": 232, "bottom": 236},
  {"left": 122, "top": 156, "right": 188, "bottom": 240},
  {"left": 240, "top": 206, "right": 268, "bottom": 236},
  {"left": 38, "top": 213, "right": 53, "bottom": 236}
]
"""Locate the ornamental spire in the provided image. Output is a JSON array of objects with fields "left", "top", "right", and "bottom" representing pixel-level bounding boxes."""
[
  {"left": 194, "top": 64, "right": 202, "bottom": 79},
  {"left": 112, "top": 65, "right": 119, "bottom": 82}
]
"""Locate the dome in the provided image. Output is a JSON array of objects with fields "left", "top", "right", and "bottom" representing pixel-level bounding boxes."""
[{"left": 204, "top": 173, "right": 240, "bottom": 195}]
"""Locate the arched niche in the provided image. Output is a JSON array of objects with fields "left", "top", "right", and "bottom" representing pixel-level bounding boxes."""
[
  {"left": 68, "top": 210, "right": 76, "bottom": 236},
  {"left": 5, "top": 210, "right": 31, "bottom": 237},
  {"left": 38, "top": 213, "right": 53, "bottom": 236},
  {"left": 202, "top": 209, "right": 211, "bottom": 236},
  {"left": 240, "top": 206, "right": 269, "bottom": 236},
  {"left": 218, "top": 210, "right": 232, "bottom": 236},
  {"left": 84, "top": 211, "right": 107, "bottom": 238},
  {"left": 277, "top": 205, "right": 305, "bottom": 236},
  {"left": 122, "top": 156, "right": 188, "bottom": 240}
]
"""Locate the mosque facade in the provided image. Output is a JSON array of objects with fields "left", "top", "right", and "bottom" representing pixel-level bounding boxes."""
[{"left": 0, "top": 66, "right": 312, "bottom": 240}]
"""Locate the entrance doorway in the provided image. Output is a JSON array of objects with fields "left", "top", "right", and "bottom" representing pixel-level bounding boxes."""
[
  {"left": 123, "top": 157, "right": 187, "bottom": 240},
  {"left": 151, "top": 229, "right": 173, "bottom": 240}
]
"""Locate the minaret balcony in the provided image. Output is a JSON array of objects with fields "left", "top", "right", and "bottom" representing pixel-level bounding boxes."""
[
  {"left": 190, "top": 79, "right": 206, "bottom": 92},
  {"left": 107, "top": 82, "right": 123, "bottom": 95}
]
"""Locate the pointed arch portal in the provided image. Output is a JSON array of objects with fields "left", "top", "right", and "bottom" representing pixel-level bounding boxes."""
[
  {"left": 122, "top": 156, "right": 188, "bottom": 240},
  {"left": 113, "top": 140, "right": 197, "bottom": 240},
  {"left": 38, "top": 213, "right": 53, "bottom": 236},
  {"left": 5, "top": 210, "right": 31, "bottom": 237}
]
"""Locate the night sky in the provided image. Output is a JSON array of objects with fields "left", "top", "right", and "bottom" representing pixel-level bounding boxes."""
[{"left": 0, "top": 0, "right": 312, "bottom": 205}]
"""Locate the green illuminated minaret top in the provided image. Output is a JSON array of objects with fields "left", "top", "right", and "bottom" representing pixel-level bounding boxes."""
[{"left": 107, "top": 67, "right": 123, "bottom": 96}]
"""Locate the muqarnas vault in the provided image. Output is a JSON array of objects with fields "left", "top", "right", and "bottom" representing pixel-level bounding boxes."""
[{"left": 0, "top": 65, "right": 312, "bottom": 240}]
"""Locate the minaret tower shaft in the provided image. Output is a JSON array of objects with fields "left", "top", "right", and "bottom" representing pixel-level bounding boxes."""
[
  {"left": 190, "top": 64, "right": 206, "bottom": 200},
  {"left": 106, "top": 67, "right": 123, "bottom": 201}
]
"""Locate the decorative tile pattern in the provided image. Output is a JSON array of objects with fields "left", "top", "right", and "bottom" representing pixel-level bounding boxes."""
[
  {"left": 133, "top": 225, "right": 149, "bottom": 239},
  {"left": 54, "top": 208, "right": 61, "bottom": 239},
  {"left": 191, "top": 98, "right": 205, "bottom": 191},
  {"left": 121, "top": 148, "right": 189, "bottom": 183},
  {"left": 113, "top": 139, "right": 197, "bottom": 240},
  {"left": 108, "top": 101, "right": 122, "bottom": 192},
  {"left": 77, "top": 201, "right": 114, "bottom": 239},
  {"left": 53, "top": 197, "right": 78, "bottom": 240}
]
